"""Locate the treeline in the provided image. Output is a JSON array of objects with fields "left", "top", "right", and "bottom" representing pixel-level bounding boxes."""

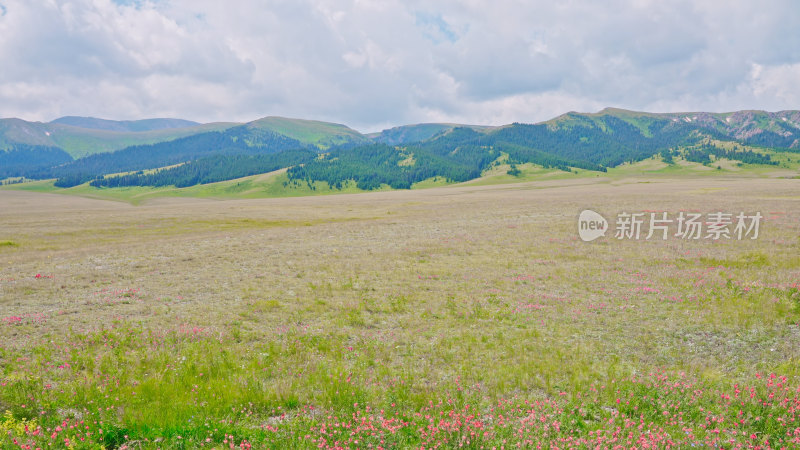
[
  {"left": 740, "top": 128, "right": 798, "bottom": 149},
  {"left": 409, "top": 126, "right": 604, "bottom": 172},
  {"left": 287, "top": 142, "right": 495, "bottom": 190},
  {"left": 683, "top": 143, "right": 777, "bottom": 165},
  {"left": 0, "top": 145, "right": 73, "bottom": 179},
  {"left": 486, "top": 117, "right": 701, "bottom": 167},
  {"left": 285, "top": 127, "right": 777, "bottom": 193},
  {"left": 286, "top": 126, "right": 617, "bottom": 191},
  {"left": 49, "top": 126, "right": 303, "bottom": 187},
  {"left": 683, "top": 149, "right": 711, "bottom": 164},
  {"left": 90, "top": 149, "right": 317, "bottom": 188},
  {"left": 287, "top": 144, "right": 481, "bottom": 190},
  {"left": 704, "top": 144, "right": 776, "bottom": 165},
  {"left": 496, "top": 142, "right": 606, "bottom": 172}
]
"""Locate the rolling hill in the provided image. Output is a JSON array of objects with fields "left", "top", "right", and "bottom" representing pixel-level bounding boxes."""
[
  {"left": 50, "top": 116, "right": 201, "bottom": 132},
  {"left": 547, "top": 107, "right": 800, "bottom": 149},
  {"left": 0, "top": 118, "right": 239, "bottom": 158},
  {"left": 245, "top": 116, "right": 369, "bottom": 148},
  {"left": 0, "top": 115, "right": 374, "bottom": 160},
  {"left": 368, "top": 123, "right": 495, "bottom": 145},
  {"left": 2, "top": 108, "right": 799, "bottom": 196}
]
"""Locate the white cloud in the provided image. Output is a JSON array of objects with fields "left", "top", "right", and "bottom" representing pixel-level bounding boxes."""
[
  {"left": 748, "top": 62, "right": 800, "bottom": 108},
  {"left": 0, "top": 0, "right": 798, "bottom": 131}
]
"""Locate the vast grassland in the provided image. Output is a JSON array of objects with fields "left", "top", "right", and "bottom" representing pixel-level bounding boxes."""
[{"left": 1, "top": 177, "right": 800, "bottom": 448}]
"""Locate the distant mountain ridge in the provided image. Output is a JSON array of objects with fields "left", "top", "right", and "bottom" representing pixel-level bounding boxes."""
[
  {"left": 368, "top": 123, "right": 496, "bottom": 145},
  {"left": 245, "top": 116, "right": 368, "bottom": 148},
  {"left": 3, "top": 108, "right": 798, "bottom": 160},
  {"left": 0, "top": 115, "right": 373, "bottom": 158},
  {"left": 0, "top": 118, "right": 238, "bottom": 158},
  {"left": 50, "top": 116, "right": 200, "bottom": 133},
  {"left": 547, "top": 108, "right": 800, "bottom": 149},
  {"left": 2, "top": 108, "right": 799, "bottom": 191}
]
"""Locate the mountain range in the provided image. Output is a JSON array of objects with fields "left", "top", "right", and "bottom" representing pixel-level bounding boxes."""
[{"left": 1, "top": 108, "right": 798, "bottom": 191}]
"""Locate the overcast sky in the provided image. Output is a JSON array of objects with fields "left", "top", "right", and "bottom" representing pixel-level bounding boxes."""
[{"left": 0, "top": 0, "right": 798, "bottom": 131}]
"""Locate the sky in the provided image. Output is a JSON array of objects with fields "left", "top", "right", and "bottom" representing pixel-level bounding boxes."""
[{"left": 0, "top": 0, "right": 798, "bottom": 132}]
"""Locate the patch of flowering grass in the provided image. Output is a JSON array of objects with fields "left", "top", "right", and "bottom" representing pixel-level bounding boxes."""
[{"left": 2, "top": 322, "right": 800, "bottom": 448}]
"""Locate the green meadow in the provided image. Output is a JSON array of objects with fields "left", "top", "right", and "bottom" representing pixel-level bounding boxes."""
[{"left": 2, "top": 171, "right": 800, "bottom": 448}]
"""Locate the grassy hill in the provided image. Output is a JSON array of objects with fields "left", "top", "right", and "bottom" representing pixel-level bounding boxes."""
[
  {"left": 245, "top": 116, "right": 368, "bottom": 148},
  {"left": 4, "top": 108, "right": 799, "bottom": 161},
  {"left": 546, "top": 107, "right": 800, "bottom": 148},
  {"left": 50, "top": 116, "right": 200, "bottom": 132},
  {"left": 3, "top": 169, "right": 382, "bottom": 205},
  {"left": 0, "top": 115, "right": 370, "bottom": 160},
  {"left": 0, "top": 118, "right": 56, "bottom": 148},
  {"left": 0, "top": 118, "right": 239, "bottom": 158},
  {"left": 3, "top": 108, "right": 800, "bottom": 202},
  {"left": 369, "top": 123, "right": 494, "bottom": 145}
]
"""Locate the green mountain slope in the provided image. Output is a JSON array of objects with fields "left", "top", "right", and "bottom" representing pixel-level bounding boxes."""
[
  {"left": 0, "top": 118, "right": 55, "bottom": 148},
  {"left": 40, "top": 125, "right": 306, "bottom": 187},
  {"left": 0, "top": 115, "right": 371, "bottom": 158},
  {"left": 369, "top": 123, "right": 494, "bottom": 145},
  {"left": 547, "top": 108, "right": 800, "bottom": 149},
  {"left": 282, "top": 109, "right": 799, "bottom": 191},
  {"left": 0, "top": 118, "right": 239, "bottom": 158},
  {"left": 245, "top": 116, "right": 368, "bottom": 148},
  {"left": 50, "top": 116, "right": 200, "bottom": 132},
  {"left": 3, "top": 108, "right": 800, "bottom": 197}
]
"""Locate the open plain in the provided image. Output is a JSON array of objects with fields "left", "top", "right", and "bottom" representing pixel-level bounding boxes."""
[{"left": 1, "top": 176, "right": 800, "bottom": 448}]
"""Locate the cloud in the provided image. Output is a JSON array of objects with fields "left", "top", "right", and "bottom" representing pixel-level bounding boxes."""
[
  {"left": 0, "top": 0, "right": 798, "bottom": 131},
  {"left": 414, "top": 11, "right": 458, "bottom": 44}
]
